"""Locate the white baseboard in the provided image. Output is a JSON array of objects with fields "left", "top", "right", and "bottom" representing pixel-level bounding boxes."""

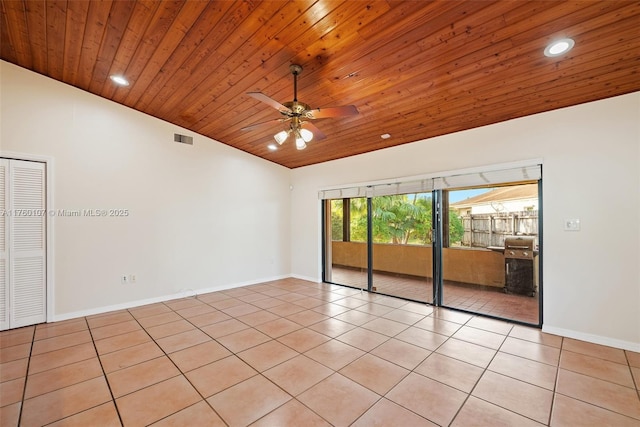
[
  {"left": 50, "top": 277, "right": 640, "bottom": 354},
  {"left": 542, "top": 325, "right": 640, "bottom": 352},
  {"left": 52, "top": 274, "right": 292, "bottom": 323},
  {"left": 290, "top": 273, "right": 321, "bottom": 283}
]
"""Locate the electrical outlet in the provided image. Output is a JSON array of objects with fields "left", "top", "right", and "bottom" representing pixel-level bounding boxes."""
[
  {"left": 121, "top": 275, "right": 128, "bottom": 284},
  {"left": 129, "top": 274, "right": 136, "bottom": 283}
]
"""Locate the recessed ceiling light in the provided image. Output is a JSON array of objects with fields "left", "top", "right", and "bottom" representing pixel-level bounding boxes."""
[
  {"left": 381, "top": 133, "right": 391, "bottom": 139},
  {"left": 109, "top": 75, "right": 130, "bottom": 86},
  {"left": 267, "top": 144, "right": 278, "bottom": 151},
  {"left": 544, "top": 38, "right": 575, "bottom": 57}
]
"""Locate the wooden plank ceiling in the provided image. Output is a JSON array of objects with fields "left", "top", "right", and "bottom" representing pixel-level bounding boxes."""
[{"left": 2, "top": 1, "right": 639, "bottom": 169}]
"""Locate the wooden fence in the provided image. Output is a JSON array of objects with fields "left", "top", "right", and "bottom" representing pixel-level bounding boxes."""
[{"left": 459, "top": 211, "right": 538, "bottom": 248}]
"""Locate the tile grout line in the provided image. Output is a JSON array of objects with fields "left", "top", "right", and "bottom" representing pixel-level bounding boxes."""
[
  {"left": 217, "top": 288, "right": 344, "bottom": 422},
  {"left": 16, "top": 325, "right": 36, "bottom": 427},
  {"left": 84, "top": 315, "right": 126, "bottom": 427},
  {"left": 192, "top": 287, "right": 400, "bottom": 425},
  {"left": 434, "top": 313, "right": 480, "bottom": 426},
  {"left": 141, "top": 298, "right": 232, "bottom": 426},
  {"left": 191, "top": 290, "right": 336, "bottom": 426},
  {"left": 90, "top": 300, "right": 228, "bottom": 424},
  {"left": 246, "top": 287, "right": 400, "bottom": 426},
  {"left": 342, "top": 317, "right": 427, "bottom": 426},
  {"left": 298, "top": 302, "right": 439, "bottom": 425},
  {"left": 552, "top": 345, "right": 640, "bottom": 421},
  {"left": 547, "top": 336, "right": 566, "bottom": 426},
  {"left": 448, "top": 321, "right": 555, "bottom": 426},
  {"left": 247, "top": 284, "right": 360, "bottom": 424},
  {"left": 623, "top": 349, "right": 640, "bottom": 401},
  {"left": 20, "top": 318, "right": 123, "bottom": 426}
]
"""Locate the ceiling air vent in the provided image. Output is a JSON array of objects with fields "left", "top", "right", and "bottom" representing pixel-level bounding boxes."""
[{"left": 174, "top": 133, "right": 193, "bottom": 145}]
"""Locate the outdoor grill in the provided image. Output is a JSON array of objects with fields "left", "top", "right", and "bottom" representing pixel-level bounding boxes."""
[{"left": 503, "top": 236, "right": 536, "bottom": 296}]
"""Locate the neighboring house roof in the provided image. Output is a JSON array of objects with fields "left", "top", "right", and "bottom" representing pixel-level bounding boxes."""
[{"left": 450, "top": 184, "right": 538, "bottom": 209}]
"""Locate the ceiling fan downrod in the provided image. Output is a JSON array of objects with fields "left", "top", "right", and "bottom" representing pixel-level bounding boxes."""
[{"left": 290, "top": 64, "right": 302, "bottom": 102}]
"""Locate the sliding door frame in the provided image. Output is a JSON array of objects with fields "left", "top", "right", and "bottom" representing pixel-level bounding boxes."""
[
  {"left": 432, "top": 189, "right": 443, "bottom": 306},
  {"left": 320, "top": 160, "right": 543, "bottom": 327}
]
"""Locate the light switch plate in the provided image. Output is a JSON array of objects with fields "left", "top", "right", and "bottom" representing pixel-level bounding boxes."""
[{"left": 564, "top": 218, "right": 581, "bottom": 231}]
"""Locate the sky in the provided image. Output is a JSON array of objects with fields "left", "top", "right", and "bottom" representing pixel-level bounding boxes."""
[
  {"left": 414, "top": 188, "right": 491, "bottom": 203},
  {"left": 448, "top": 188, "right": 491, "bottom": 203}
]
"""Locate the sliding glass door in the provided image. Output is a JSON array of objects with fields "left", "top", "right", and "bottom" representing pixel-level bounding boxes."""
[
  {"left": 370, "top": 193, "right": 434, "bottom": 303},
  {"left": 440, "top": 182, "right": 540, "bottom": 324},
  {"left": 323, "top": 198, "right": 369, "bottom": 291},
  {"left": 321, "top": 165, "right": 542, "bottom": 325}
]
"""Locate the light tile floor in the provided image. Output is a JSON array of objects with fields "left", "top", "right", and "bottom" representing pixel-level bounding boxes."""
[{"left": 1, "top": 278, "right": 639, "bottom": 426}]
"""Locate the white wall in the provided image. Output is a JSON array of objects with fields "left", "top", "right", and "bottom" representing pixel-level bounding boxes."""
[
  {"left": 0, "top": 61, "right": 292, "bottom": 319},
  {"left": 291, "top": 92, "right": 640, "bottom": 351},
  {"left": 2, "top": 60, "right": 638, "bottom": 351}
]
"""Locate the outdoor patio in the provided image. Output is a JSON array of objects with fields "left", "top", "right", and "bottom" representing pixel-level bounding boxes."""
[{"left": 329, "top": 267, "right": 539, "bottom": 324}]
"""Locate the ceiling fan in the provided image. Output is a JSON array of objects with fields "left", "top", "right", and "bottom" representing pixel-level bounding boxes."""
[{"left": 241, "top": 64, "right": 359, "bottom": 150}]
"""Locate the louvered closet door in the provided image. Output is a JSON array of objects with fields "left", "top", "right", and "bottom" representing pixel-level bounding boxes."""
[
  {"left": 0, "top": 159, "right": 9, "bottom": 330},
  {"left": 8, "top": 160, "right": 46, "bottom": 329}
]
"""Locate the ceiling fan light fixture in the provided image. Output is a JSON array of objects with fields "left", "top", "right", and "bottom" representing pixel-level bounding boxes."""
[
  {"left": 544, "top": 38, "right": 574, "bottom": 57},
  {"left": 300, "top": 128, "right": 314, "bottom": 142},
  {"left": 295, "top": 134, "right": 307, "bottom": 150},
  {"left": 274, "top": 129, "right": 289, "bottom": 144}
]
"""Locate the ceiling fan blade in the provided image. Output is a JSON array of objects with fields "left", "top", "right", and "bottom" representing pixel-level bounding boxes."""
[
  {"left": 302, "top": 121, "right": 326, "bottom": 140},
  {"left": 247, "top": 92, "right": 291, "bottom": 113},
  {"left": 240, "top": 117, "right": 288, "bottom": 131},
  {"left": 305, "top": 105, "right": 358, "bottom": 119}
]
